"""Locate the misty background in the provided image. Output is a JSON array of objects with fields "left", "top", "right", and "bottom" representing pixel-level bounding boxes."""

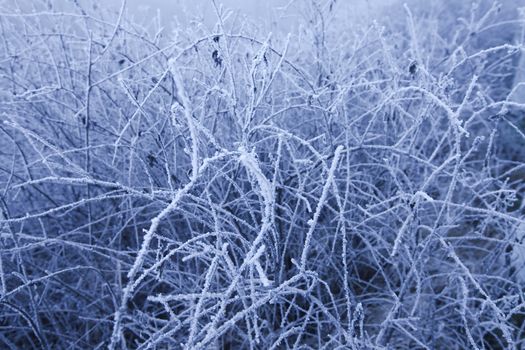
[{"left": 105, "top": 0, "right": 396, "bottom": 30}]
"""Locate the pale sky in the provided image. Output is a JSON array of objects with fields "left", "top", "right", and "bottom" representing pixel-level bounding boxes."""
[{"left": 108, "top": 0, "right": 394, "bottom": 31}]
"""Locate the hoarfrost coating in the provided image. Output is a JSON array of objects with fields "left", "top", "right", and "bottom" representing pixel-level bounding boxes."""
[{"left": 0, "top": 0, "right": 524, "bottom": 349}]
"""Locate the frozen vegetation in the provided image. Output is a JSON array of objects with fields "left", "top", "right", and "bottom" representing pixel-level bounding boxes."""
[{"left": 0, "top": 0, "right": 524, "bottom": 348}]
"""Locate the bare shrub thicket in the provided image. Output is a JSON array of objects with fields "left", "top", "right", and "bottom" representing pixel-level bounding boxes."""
[{"left": 0, "top": 0, "right": 524, "bottom": 348}]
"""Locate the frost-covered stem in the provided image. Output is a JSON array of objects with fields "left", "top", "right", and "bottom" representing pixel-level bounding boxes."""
[
  {"left": 109, "top": 153, "right": 227, "bottom": 349},
  {"left": 0, "top": 253, "right": 5, "bottom": 296},
  {"left": 404, "top": 4, "right": 422, "bottom": 66},
  {"left": 112, "top": 68, "right": 171, "bottom": 164},
  {"left": 185, "top": 252, "right": 220, "bottom": 349},
  {"left": 211, "top": 0, "right": 241, "bottom": 126},
  {"left": 195, "top": 274, "right": 304, "bottom": 348},
  {"left": 92, "top": 0, "right": 126, "bottom": 64},
  {"left": 458, "top": 276, "right": 480, "bottom": 350},
  {"left": 85, "top": 31, "right": 93, "bottom": 245},
  {"left": 245, "top": 33, "right": 272, "bottom": 133},
  {"left": 300, "top": 145, "right": 344, "bottom": 269},
  {"left": 198, "top": 147, "right": 274, "bottom": 345},
  {"left": 376, "top": 293, "right": 401, "bottom": 345},
  {"left": 437, "top": 235, "right": 514, "bottom": 349},
  {"left": 171, "top": 67, "right": 199, "bottom": 180},
  {"left": 255, "top": 33, "right": 290, "bottom": 109},
  {"left": 109, "top": 188, "right": 190, "bottom": 349}
]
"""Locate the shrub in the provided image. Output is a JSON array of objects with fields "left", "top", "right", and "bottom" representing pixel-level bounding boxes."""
[{"left": 0, "top": 0, "right": 524, "bottom": 348}]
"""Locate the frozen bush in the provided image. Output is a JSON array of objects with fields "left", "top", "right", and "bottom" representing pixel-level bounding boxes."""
[{"left": 0, "top": 0, "right": 524, "bottom": 349}]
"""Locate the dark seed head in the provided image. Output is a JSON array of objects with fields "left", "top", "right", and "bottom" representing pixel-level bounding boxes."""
[
  {"left": 409, "top": 61, "right": 417, "bottom": 75},
  {"left": 212, "top": 50, "right": 222, "bottom": 67},
  {"left": 147, "top": 154, "right": 156, "bottom": 166}
]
